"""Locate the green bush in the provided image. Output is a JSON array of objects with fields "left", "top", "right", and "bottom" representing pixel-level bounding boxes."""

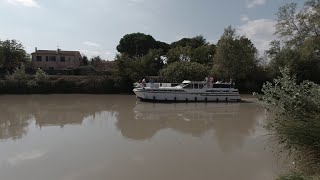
[
  {"left": 5, "top": 64, "right": 28, "bottom": 84},
  {"left": 259, "top": 68, "right": 320, "bottom": 175},
  {"left": 277, "top": 173, "right": 308, "bottom": 180},
  {"left": 73, "top": 65, "right": 96, "bottom": 76},
  {"left": 34, "top": 68, "right": 48, "bottom": 83},
  {"left": 277, "top": 173, "right": 320, "bottom": 180}
]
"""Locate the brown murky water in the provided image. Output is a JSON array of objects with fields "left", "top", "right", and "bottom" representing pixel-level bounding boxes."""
[{"left": 0, "top": 95, "right": 280, "bottom": 180}]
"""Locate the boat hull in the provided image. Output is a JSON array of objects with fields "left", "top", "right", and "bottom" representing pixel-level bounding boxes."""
[{"left": 133, "top": 89, "right": 241, "bottom": 102}]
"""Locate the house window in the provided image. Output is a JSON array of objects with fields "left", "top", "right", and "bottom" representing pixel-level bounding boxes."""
[
  {"left": 46, "top": 56, "right": 49, "bottom": 61},
  {"left": 68, "top": 57, "right": 71, "bottom": 61},
  {"left": 49, "top": 56, "right": 56, "bottom": 61},
  {"left": 36, "top": 56, "right": 42, "bottom": 61},
  {"left": 60, "top": 56, "right": 66, "bottom": 62},
  {"left": 49, "top": 67, "right": 54, "bottom": 70}
]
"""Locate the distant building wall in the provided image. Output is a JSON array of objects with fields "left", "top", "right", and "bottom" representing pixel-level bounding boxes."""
[
  {"left": 32, "top": 49, "right": 82, "bottom": 70},
  {"left": 95, "top": 61, "right": 115, "bottom": 72}
]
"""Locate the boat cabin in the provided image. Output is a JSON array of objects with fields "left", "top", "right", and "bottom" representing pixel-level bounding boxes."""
[{"left": 179, "top": 80, "right": 233, "bottom": 89}]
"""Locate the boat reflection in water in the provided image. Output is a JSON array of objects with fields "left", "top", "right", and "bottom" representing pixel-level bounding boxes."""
[
  {"left": 0, "top": 95, "right": 278, "bottom": 180},
  {"left": 116, "top": 100, "right": 266, "bottom": 152}
]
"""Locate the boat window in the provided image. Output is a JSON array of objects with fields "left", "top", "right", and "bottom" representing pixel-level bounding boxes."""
[
  {"left": 221, "top": 84, "right": 231, "bottom": 88},
  {"left": 212, "top": 84, "right": 220, "bottom": 88},
  {"left": 194, "top": 84, "right": 199, "bottom": 89},
  {"left": 184, "top": 84, "right": 193, "bottom": 89}
]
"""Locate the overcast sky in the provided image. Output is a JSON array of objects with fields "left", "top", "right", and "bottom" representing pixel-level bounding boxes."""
[{"left": 0, "top": 0, "right": 303, "bottom": 60}]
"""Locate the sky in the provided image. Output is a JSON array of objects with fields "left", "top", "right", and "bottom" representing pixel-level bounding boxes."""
[{"left": 0, "top": 0, "right": 303, "bottom": 60}]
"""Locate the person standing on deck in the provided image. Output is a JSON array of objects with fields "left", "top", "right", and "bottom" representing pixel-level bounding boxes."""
[
  {"left": 204, "top": 77, "right": 209, "bottom": 88},
  {"left": 142, "top": 78, "right": 146, "bottom": 88}
]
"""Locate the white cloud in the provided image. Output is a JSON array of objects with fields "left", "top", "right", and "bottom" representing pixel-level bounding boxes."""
[
  {"left": 80, "top": 49, "right": 102, "bottom": 57},
  {"left": 105, "top": 51, "right": 112, "bottom": 56},
  {"left": 80, "top": 49, "right": 114, "bottom": 60},
  {"left": 246, "top": 0, "right": 267, "bottom": 8},
  {"left": 7, "top": 0, "right": 39, "bottom": 7},
  {"left": 127, "top": 0, "right": 144, "bottom": 6},
  {"left": 129, "top": 0, "right": 144, "bottom": 3},
  {"left": 82, "top": 41, "right": 101, "bottom": 48},
  {"left": 240, "top": 15, "right": 250, "bottom": 22},
  {"left": 237, "top": 19, "right": 276, "bottom": 55}
]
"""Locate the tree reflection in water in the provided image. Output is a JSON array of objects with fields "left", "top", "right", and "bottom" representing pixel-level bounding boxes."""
[
  {"left": 0, "top": 95, "right": 266, "bottom": 153},
  {"left": 116, "top": 100, "right": 266, "bottom": 152},
  {"left": 0, "top": 95, "right": 121, "bottom": 140}
]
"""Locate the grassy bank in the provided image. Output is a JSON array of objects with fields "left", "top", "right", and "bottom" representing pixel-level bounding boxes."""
[
  {"left": 0, "top": 66, "right": 133, "bottom": 94},
  {"left": 0, "top": 75, "right": 122, "bottom": 94}
]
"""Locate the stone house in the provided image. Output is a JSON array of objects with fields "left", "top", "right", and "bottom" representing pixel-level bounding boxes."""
[{"left": 32, "top": 48, "right": 82, "bottom": 70}]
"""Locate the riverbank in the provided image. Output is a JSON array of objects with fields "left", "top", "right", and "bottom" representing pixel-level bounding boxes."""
[
  {"left": 259, "top": 69, "right": 320, "bottom": 180},
  {"left": 0, "top": 75, "right": 258, "bottom": 95},
  {"left": 0, "top": 75, "right": 129, "bottom": 94}
]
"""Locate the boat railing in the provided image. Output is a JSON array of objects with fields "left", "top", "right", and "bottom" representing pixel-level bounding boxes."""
[
  {"left": 133, "top": 82, "right": 235, "bottom": 89},
  {"left": 134, "top": 83, "right": 180, "bottom": 88}
]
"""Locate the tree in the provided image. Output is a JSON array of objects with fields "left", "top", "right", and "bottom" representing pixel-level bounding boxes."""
[
  {"left": 275, "top": 1, "right": 320, "bottom": 53},
  {"left": 81, "top": 55, "right": 89, "bottom": 66},
  {"left": 171, "top": 36, "right": 208, "bottom": 49},
  {"left": 112, "top": 54, "right": 137, "bottom": 92},
  {"left": 91, "top": 56, "right": 102, "bottom": 66},
  {"left": 0, "top": 39, "right": 29, "bottom": 69},
  {"left": 116, "top": 33, "right": 168, "bottom": 57},
  {"left": 155, "top": 41, "right": 170, "bottom": 54},
  {"left": 268, "top": 0, "right": 320, "bottom": 83},
  {"left": 166, "top": 46, "right": 192, "bottom": 64},
  {"left": 213, "top": 26, "right": 257, "bottom": 82},
  {"left": 166, "top": 36, "right": 215, "bottom": 65},
  {"left": 140, "top": 49, "right": 165, "bottom": 75},
  {"left": 191, "top": 44, "right": 215, "bottom": 65},
  {"left": 113, "top": 49, "right": 165, "bottom": 85},
  {"left": 159, "top": 61, "right": 209, "bottom": 82}
]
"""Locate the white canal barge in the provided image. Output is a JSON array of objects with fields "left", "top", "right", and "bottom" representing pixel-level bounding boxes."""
[{"left": 133, "top": 80, "right": 241, "bottom": 102}]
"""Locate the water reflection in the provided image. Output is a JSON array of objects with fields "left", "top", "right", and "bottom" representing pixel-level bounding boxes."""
[
  {"left": 0, "top": 96, "right": 33, "bottom": 140},
  {"left": 0, "top": 95, "right": 264, "bottom": 147},
  {"left": 0, "top": 95, "right": 120, "bottom": 140},
  {"left": 0, "top": 95, "right": 276, "bottom": 180},
  {"left": 117, "top": 101, "right": 264, "bottom": 152}
]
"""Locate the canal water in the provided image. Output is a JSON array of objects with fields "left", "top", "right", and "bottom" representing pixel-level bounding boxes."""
[{"left": 0, "top": 95, "right": 281, "bottom": 180}]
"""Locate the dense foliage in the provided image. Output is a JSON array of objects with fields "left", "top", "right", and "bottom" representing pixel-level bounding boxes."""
[
  {"left": 0, "top": 65, "right": 117, "bottom": 94},
  {"left": 260, "top": 68, "right": 320, "bottom": 178},
  {"left": 159, "top": 61, "right": 209, "bottom": 83},
  {"left": 213, "top": 26, "right": 258, "bottom": 82},
  {"left": 116, "top": 33, "right": 169, "bottom": 57},
  {"left": 267, "top": 0, "right": 320, "bottom": 83},
  {"left": 0, "top": 39, "right": 29, "bottom": 69}
]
